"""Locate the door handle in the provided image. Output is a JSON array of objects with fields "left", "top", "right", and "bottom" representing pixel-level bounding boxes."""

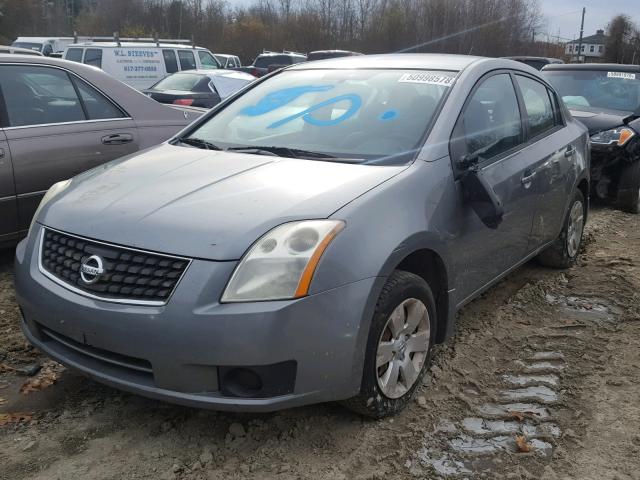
[
  {"left": 564, "top": 146, "right": 576, "bottom": 158},
  {"left": 521, "top": 171, "right": 537, "bottom": 185},
  {"left": 101, "top": 133, "right": 133, "bottom": 145}
]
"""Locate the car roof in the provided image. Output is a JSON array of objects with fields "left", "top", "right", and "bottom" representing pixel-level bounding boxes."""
[
  {"left": 67, "top": 42, "right": 208, "bottom": 50},
  {"left": 258, "top": 52, "right": 306, "bottom": 58},
  {"left": 503, "top": 56, "right": 563, "bottom": 62},
  {"left": 289, "top": 53, "right": 484, "bottom": 71},
  {"left": 542, "top": 63, "right": 640, "bottom": 73},
  {"left": 0, "top": 46, "right": 43, "bottom": 56},
  {"left": 174, "top": 69, "right": 255, "bottom": 79},
  {"left": 213, "top": 53, "right": 236, "bottom": 58}
]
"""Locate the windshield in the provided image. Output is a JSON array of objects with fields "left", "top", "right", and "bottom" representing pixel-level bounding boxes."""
[
  {"left": 12, "top": 42, "right": 43, "bottom": 52},
  {"left": 186, "top": 69, "right": 455, "bottom": 164},
  {"left": 544, "top": 70, "right": 640, "bottom": 113},
  {"left": 152, "top": 73, "right": 205, "bottom": 91}
]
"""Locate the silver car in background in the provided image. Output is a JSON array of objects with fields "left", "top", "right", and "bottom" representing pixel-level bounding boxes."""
[
  {"left": 0, "top": 55, "right": 203, "bottom": 247},
  {"left": 15, "top": 55, "right": 589, "bottom": 417}
]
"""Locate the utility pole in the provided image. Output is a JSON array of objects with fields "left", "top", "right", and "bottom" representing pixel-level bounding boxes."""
[{"left": 576, "top": 7, "right": 586, "bottom": 63}]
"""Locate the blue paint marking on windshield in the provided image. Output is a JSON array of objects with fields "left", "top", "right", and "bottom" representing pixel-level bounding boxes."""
[
  {"left": 268, "top": 94, "right": 363, "bottom": 129},
  {"left": 240, "top": 85, "right": 335, "bottom": 116},
  {"left": 380, "top": 109, "right": 398, "bottom": 121}
]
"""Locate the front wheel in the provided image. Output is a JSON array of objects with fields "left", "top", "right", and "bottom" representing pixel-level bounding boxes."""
[
  {"left": 538, "top": 189, "right": 586, "bottom": 269},
  {"left": 342, "top": 270, "right": 436, "bottom": 418},
  {"left": 616, "top": 161, "right": 640, "bottom": 214}
]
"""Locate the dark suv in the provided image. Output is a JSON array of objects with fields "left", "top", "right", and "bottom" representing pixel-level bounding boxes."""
[
  {"left": 238, "top": 51, "right": 307, "bottom": 77},
  {"left": 543, "top": 63, "right": 640, "bottom": 213}
]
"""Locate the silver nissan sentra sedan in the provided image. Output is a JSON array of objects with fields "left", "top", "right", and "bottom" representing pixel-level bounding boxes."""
[{"left": 15, "top": 54, "right": 589, "bottom": 417}]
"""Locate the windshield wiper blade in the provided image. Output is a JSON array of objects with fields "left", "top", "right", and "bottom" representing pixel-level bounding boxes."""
[
  {"left": 227, "top": 145, "right": 336, "bottom": 159},
  {"left": 177, "top": 137, "right": 222, "bottom": 151}
]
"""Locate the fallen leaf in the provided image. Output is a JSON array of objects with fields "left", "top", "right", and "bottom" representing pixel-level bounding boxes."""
[
  {"left": 20, "top": 361, "right": 65, "bottom": 394},
  {"left": 0, "top": 412, "right": 33, "bottom": 426},
  {"left": 515, "top": 434, "right": 531, "bottom": 453}
]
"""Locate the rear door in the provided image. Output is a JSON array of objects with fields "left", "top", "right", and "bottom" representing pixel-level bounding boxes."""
[
  {"left": 513, "top": 74, "right": 578, "bottom": 248},
  {"left": 449, "top": 72, "right": 539, "bottom": 299},
  {"left": 0, "top": 128, "right": 18, "bottom": 240},
  {"left": 0, "top": 64, "right": 139, "bottom": 230}
]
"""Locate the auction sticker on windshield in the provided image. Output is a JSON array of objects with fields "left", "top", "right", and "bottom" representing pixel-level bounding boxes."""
[
  {"left": 607, "top": 72, "right": 636, "bottom": 80},
  {"left": 398, "top": 72, "right": 455, "bottom": 86}
]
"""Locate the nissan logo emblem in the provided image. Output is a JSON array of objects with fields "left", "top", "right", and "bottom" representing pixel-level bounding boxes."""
[{"left": 80, "top": 255, "right": 105, "bottom": 284}]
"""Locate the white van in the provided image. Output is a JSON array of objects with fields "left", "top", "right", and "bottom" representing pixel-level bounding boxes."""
[
  {"left": 12, "top": 37, "right": 77, "bottom": 56},
  {"left": 63, "top": 41, "right": 221, "bottom": 90}
]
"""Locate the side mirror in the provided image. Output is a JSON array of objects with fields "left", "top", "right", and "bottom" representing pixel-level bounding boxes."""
[{"left": 460, "top": 163, "right": 504, "bottom": 230}]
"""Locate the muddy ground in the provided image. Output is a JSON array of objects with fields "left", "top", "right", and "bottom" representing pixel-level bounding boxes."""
[{"left": 1, "top": 207, "right": 639, "bottom": 480}]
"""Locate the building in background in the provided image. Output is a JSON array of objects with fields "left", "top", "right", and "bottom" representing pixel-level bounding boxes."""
[{"left": 565, "top": 30, "right": 607, "bottom": 63}]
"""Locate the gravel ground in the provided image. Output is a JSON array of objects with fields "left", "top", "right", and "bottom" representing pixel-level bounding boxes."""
[{"left": 1, "top": 207, "right": 639, "bottom": 480}]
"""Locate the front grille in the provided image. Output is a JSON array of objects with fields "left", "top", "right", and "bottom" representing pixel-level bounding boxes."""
[{"left": 40, "top": 228, "right": 190, "bottom": 305}]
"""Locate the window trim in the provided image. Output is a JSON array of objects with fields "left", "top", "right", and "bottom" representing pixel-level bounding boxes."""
[
  {"left": 449, "top": 69, "right": 527, "bottom": 175},
  {"left": 0, "top": 62, "right": 131, "bottom": 130},
  {"left": 512, "top": 72, "right": 564, "bottom": 144}
]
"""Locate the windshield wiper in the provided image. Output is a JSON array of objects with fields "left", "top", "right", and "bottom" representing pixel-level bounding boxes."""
[
  {"left": 227, "top": 145, "right": 336, "bottom": 159},
  {"left": 176, "top": 137, "right": 222, "bottom": 151}
]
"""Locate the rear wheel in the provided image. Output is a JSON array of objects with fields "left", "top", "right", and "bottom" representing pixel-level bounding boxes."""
[
  {"left": 616, "top": 161, "right": 640, "bottom": 214},
  {"left": 538, "top": 189, "right": 586, "bottom": 269},
  {"left": 342, "top": 270, "right": 436, "bottom": 418}
]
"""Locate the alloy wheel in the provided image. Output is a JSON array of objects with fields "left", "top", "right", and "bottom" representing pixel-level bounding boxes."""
[
  {"left": 376, "top": 298, "right": 431, "bottom": 399},
  {"left": 567, "top": 200, "right": 584, "bottom": 258}
]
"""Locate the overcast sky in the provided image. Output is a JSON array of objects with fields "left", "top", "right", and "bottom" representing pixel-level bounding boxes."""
[{"left": 538, "top": 0, "right": 639, "bottom": 41}]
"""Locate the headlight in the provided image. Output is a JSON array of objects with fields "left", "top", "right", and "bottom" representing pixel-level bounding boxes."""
[
  {"left": 221, "top": 220, "right": 345, "bottom": 302},
  {"left": 590, "top": 127, "right": 635, "bottom": 146},
  {"left": 28, "top": 179, "right": 71, "bottom": 236}
]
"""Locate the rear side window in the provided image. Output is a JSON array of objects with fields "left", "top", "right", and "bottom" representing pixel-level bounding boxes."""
[
  {"left": 177, "top": 50, "right": 196, "bottom": 71},
  {"left": 163, "top": 49, "right": 178, "bottom": 74},
  {"left": 198, "top": 51, "right": 219, "bottom": 69},
  {"left": 66, "top": 48, "right": 83, "bottom": 63},
  {"left": 83, "top": 48, "right": 102, "bottom": 68},
  {"left": 152, "top": 73, "right": 205, "bottom": 92},
  {"left": 0, "top": 65, "right": 85, "bottom": 127},
  {"left": 75, "top": 79, "right": 126, "bottom": 120},
  {"left": 515, "top": 75, "right": 556, "bottom": 138},
  {"left": 254, "top": 55, "right": 293, "bottom": 68},
  {"left": 452, "top": 73, "right": 523, "bottom": 162}
]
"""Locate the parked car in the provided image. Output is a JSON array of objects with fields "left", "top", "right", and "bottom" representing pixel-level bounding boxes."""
[
  {"left": 543, "top": 63, "right": 640, "bottom": 213},
  {"left": 503, "top": 56, "right": 564, "bottom": 71},
  {"left": 63, "top": 41, "right": 221, "bottom": 90},
  {"left": 15, "top": 55, "right": 589, "bottom": 417},
  {"left": 236, "top": 50, "right": 306, "bottom": 77},
  {"left": 0, "top": 55, "right": 203, "bottom": 247},
  {"left": 143, "top": 70, "right": 255, "bottom": 108},
  {"left": 0, "top": 45, "right": 43, "bottom": 56},
  {"left": 214, "top": 54, "right": 242, "bottom": 69},
  {"left": 11, "top": 37, "right": 77, "bottom": 56},
  {"left": 307, "top": 50, "right": 363, "bottom": 61}
]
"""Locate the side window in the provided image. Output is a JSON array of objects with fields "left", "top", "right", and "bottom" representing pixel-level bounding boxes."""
[
  {"left": 452, "top": 73, "right": 523, "bottom": 163},
  {"left": 163, "top": 49, "right": 178, "bottom": 74},
  {"left": 83, "top": 48, "right": 103, "bottom": 68},
  {"left": 0, "top": 65, "right": 85, "bottom": 127},
  {"left": 515, "top": 75, "right": 556, "bottom": 138},
  {"left": 198, "top": 51, "right": 219, "bottom": 69},
  {"left": 74, "top": 78, "right": 126, "bottom": 120},
  {"left": 178, "top": 50, "right": 196, "bottom": 71},
  {"left": 66, "top": 48, "right": 83, "bottom": 63}
]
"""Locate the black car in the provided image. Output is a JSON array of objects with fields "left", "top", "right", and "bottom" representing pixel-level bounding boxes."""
[
  {"left": 307, "top": 50, "right": 363, "bottom": 61},
  {"left": 144, "top": 70, "right": 255, "bottom": 109},
  {"left": 543, "top": 63, "right": 640, "bottom": 213},
  {"left": 504, "top": 56, "right": 564, "bottom": 71},
  {"left": 236, "top": 51, "right": 307, "bottom": 77}
]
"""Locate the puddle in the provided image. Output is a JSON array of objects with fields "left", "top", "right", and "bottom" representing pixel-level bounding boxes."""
[
  {"left": 417, "top": 449, "right": 472, "bottom": 476},
  {"left": 545, "top": 294, "right": 621, "bottom": 320},
  {"left": 516, "top": 359, "right": 566, "bottom": 373},
  {"left": 475, "top": 402, "right": 552, "bottom": 420},
  {"left": 500, "top": 386, "right": 559, "bottom": 403},
  {"left": 530, "top": 351, "right": 565, "bottom": 361},
  {"left": 462, "top": 417, "right": 561, "bottom": 438},
  {"left": 502, "top": 374, "right": 560, "bottom": 387}
]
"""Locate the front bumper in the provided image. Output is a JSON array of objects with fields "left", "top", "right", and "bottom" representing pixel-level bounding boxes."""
[{"left": 15, "top": 226, "right": 381, "bottom": 412}]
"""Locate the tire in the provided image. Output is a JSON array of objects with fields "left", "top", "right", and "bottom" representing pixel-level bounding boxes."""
[
  {"left": 538, "top": 189, "right": 586, "bottom": 269},
  {"left": 342, "top": 270, "right": 437, "bottom": 418},
  {"left": 616, "top": 161, "right": 640, "bottom": 214}
]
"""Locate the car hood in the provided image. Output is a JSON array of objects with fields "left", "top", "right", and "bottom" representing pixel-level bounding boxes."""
[
  {"left": 40, "top": 144, "right": 406, "bottom": 260},
  {"left": 569, "top": 106, "right": 636, "bottom": 135}
]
